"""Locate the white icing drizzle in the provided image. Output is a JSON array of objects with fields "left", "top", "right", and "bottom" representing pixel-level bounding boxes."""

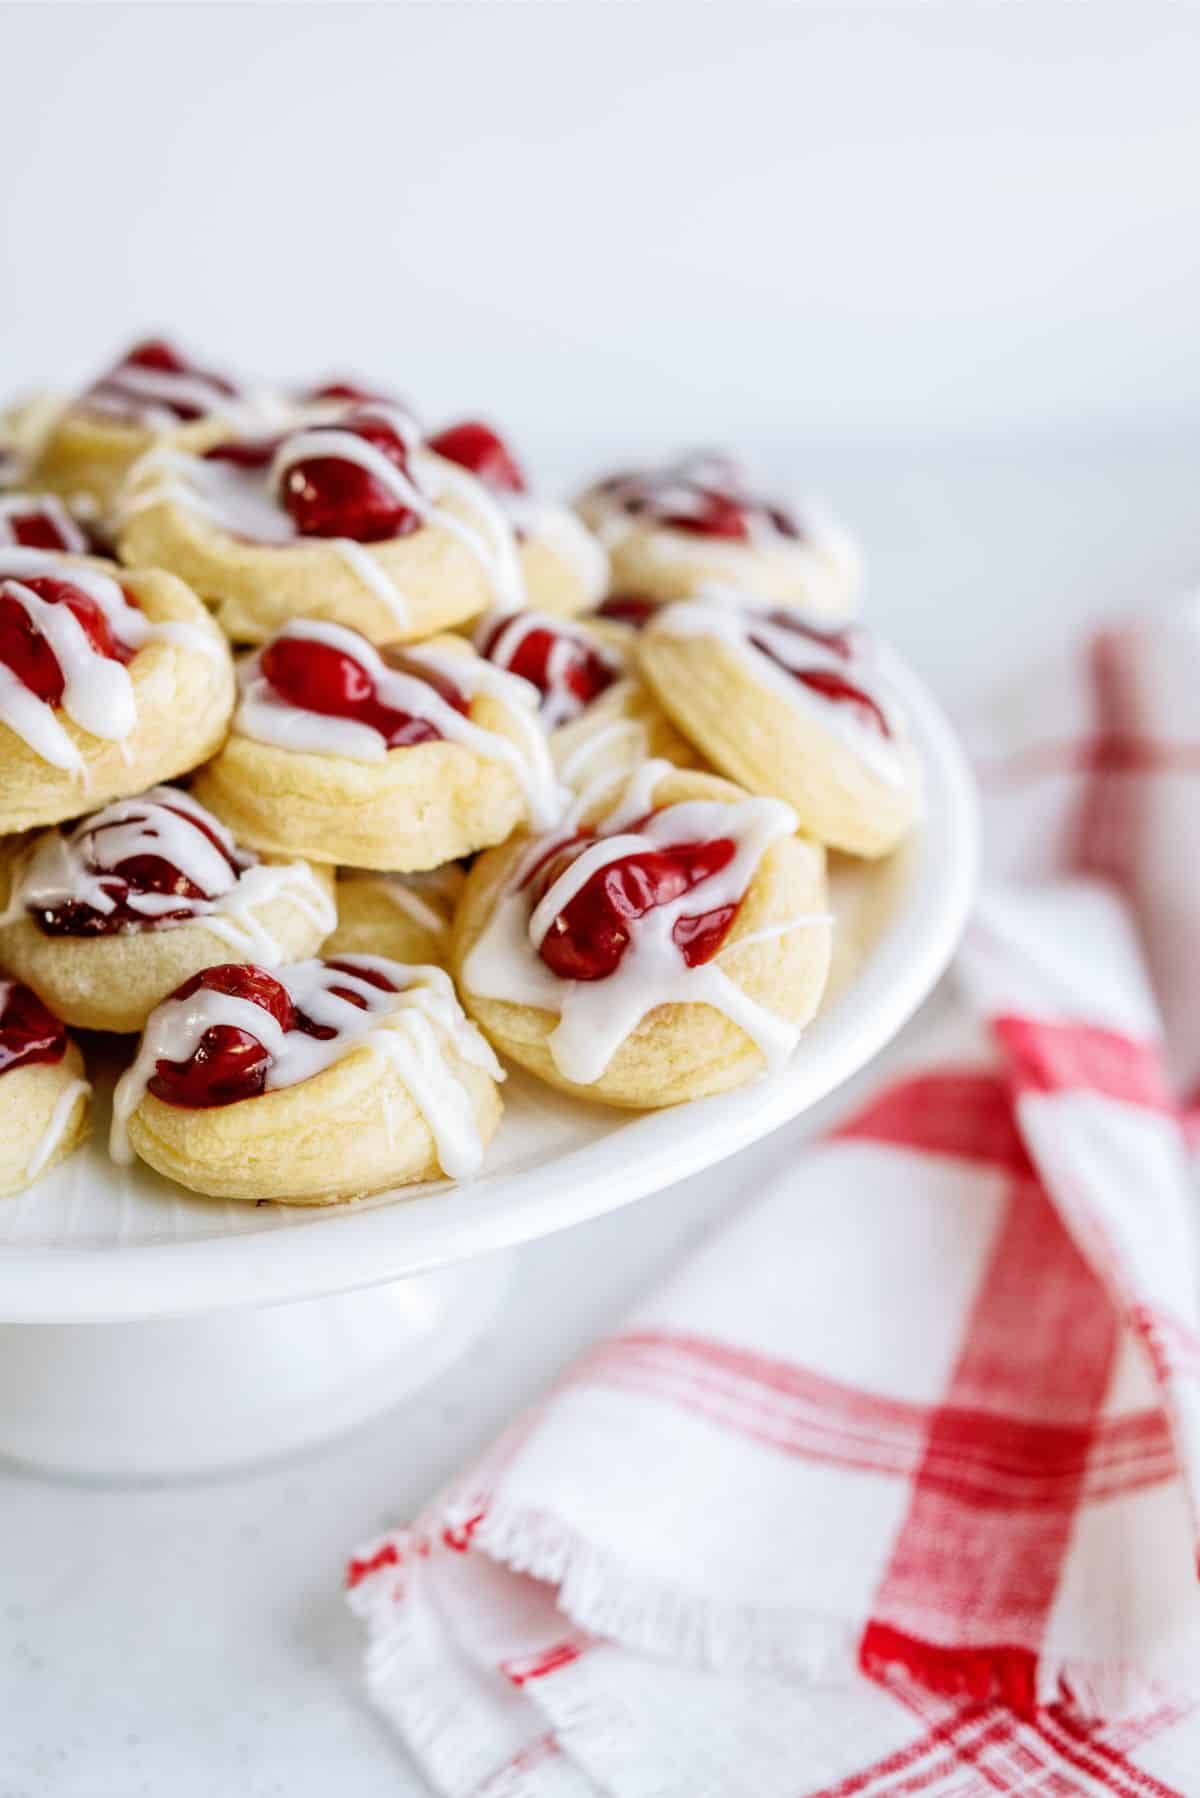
[
  {"left": 0, "top": 548, "right": 223, "bottom": 773},
  {"left": 581, "top": 452, "right": 860, "bottom": 615},
  {"left": 119, "top": 446, "right": 296, "bottom": 543},
  {"left": 462, "top": 760, "right": 819, "bottom": 1085},
  {"left": 652, "top": 586, "right": 907, "bottom": 788},
  {"left": 474, "top": 608, "right": 624, "bottom": 730},
  {"left": 0, "top": 786, "right": 335, "bottom": 958},
  {"left": 110, "top": 955, "right": 503, "bottom": 1180},
  {"left": 0, "top": 494, "right": 89, "bottom": 552},
  {"left": 235, "top": 619, "right": 566, "bottom": 827},
  {"left": 25, "top": 1076, "right": 90, "bottom": 1181}
]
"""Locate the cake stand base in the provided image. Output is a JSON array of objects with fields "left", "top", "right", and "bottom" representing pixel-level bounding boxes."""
[{"left": 0, "top": 1251, "right": 513, "bottom": 1483}]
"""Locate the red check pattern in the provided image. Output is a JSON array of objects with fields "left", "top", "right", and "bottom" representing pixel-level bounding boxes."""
[{"left": 348, "top": 610, "right": 1200, "bottom": 1795}]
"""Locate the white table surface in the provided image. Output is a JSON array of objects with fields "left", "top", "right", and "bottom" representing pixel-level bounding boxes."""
[{"left": 2, "top": 447, "right": 1197, "bottom": 1797}]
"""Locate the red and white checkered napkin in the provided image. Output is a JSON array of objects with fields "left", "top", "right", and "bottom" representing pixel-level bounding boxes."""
[{"left": 348, "top": 601, "right": 1200, "bottom": 1796}]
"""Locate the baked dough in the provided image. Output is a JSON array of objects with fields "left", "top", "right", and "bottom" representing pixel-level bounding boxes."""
[
  {"left": 453, "top": 763, "right": 831, "bottom": 1108},
  {"left": 325, "top": 866, "right": 464, "bottom": 969},
  {"left": 0, "top": 984, "right": 90, "bottom": 1196},
  {"left": 504, "top": 499, "right": 607, "bottom": 617},
  {"left": 116, "top": 426, "right": 530, "bottom": 645},
  {"left": 638, "top": 593, "right": 919, "bottom": 858},
  {"left": 112, "top": 958, "right": 504, "bottom": 1203},
  {"left": 576, "top": 452, "right": 860, "bottom": 620},
  {"left": 0, "top": 552, "right": 235, "bottom": 835},
  {"left": 550, "top": 676, "right": 701, "bottom": 795},
  {"left": 192, "top": 627, "right": 564, "bottom": 871},
  {"left": 0, "top": 795, "right": 337, "bottom": 1033}
]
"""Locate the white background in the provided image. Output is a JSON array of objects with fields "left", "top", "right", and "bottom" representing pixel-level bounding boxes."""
[
  {"left": 3, "top": 2, "right": 1200, "bottom": 466},
  {"left": 3, "top": 4, "right": 1200, "bottom": 1794}
]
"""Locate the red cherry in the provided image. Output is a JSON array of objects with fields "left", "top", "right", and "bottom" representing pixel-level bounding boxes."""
[
  {"left": 746, "top": 616, "right": 888, "bottom": 737},
  {"left": 93, "top": 338, "right": 239, "bottom": 421},
  {"left": 477, "top": 617, "right": 615, "bottom": 721},
  {"left": 594, "top": 594, "right": 661, "bottom": 631},
  {"left": 758, "top": 611, "right": 854, "bottom": 658},
  {"left": 0, "top": 576, "right": 133, "bottom": 706},
  {"left": 170, "top": 964, "right": 295, "bottom": 1029},
  {"left": 793, "top": 667, "right": 891, "bottom": 738},
  {"left": 148, "top": 964, "right": 295, "bottom": 1109},
  {"left": 279, "top": 412, "right": 421, "bottom": 543},
  {"left": 204, "top": 435, "right": 283, "bottom": 471},
  {"left": 126, "top": 338, "right": 238, "bottom": 401},
  {"left": 427, "top": 421, "right": 526, "bottom": 495},
  {"left": 531, "top": 832, "right": 739, "bottom": 981},
  {"left": 3, "top": 504, "right": 78, "bottom": 552},
  {"left": 302, "top": 380, "right": 402, "bottom": 408},
  {"left": 324, "top": 958, "right": 397, "bottom": 996},
  {"left": 260, "top": 631, "right": 467, "bottom": 748},
  {"left": 0, "top": 982, "right": 68, "bottom": 1076},
  {"left": 35, "top": 800, "right": 244, "bottom": 938},
  {"left": 660, "top": 487, "right": 749, "bottom": 540}
]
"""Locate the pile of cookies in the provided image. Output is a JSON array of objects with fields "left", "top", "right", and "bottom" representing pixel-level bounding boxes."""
[{"left": 0, "top": 339, "right": 918, "bottom": 1205}]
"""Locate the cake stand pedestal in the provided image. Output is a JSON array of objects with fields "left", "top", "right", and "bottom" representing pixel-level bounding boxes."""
[{"left": 0, "top": 1254, "right": 513, "bottom": 1481}]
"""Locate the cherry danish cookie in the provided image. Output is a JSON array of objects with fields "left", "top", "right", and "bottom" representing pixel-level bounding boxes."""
[
  {"left": 117, "top": 404, "right": 532, "bottom": 645},
  {"left": 453, "top": 762, "right": 831, "bottom": 1107},
  {"left": 576, "top": 450, "right": 860, "bottom": 619},
  {"left": 638, "top": 588, "right": 919, "bottom": 857},
  {"left": 28, "top": 338, "right": 257, "bottom": 516},
  {"left": 111, "top": 956, "right": 504, "bottom": 1203},
  {"left": 325, "top": 864, "right": 465, "bottom": 971},
  {"left": 0, "top": 787, "right": 336, "bottom": 1033},
  {"left": 0, "top": 548, "right": 235, "bottom": 834},
  {"left": 191, "top": 620, "right": 565, "bottom": 871},
  {"left": 0, "top": 979, "right": 90, "bottom": 1196},
  {"left": 428, "top": 420, "right": 607, "bottom": 617}
]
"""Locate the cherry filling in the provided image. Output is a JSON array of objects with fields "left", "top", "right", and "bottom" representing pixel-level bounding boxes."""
[
  {"left": 148, "top": 965, "right": 294, "bottom": 1109},
  {"left": 594, "top": 594, "right": 663, "bottom": 631},
  {"left": 528, "top": 829, "right": 739, "bottom": 981},
  {"left": 204, "top": 435, "right": 282, "bottom": 471},
  {"left": 33, "top": 804, "right": 249, "bottom": 939},
  {"left": 260, "top": 631, "right": 468, "bottom": 747},
  {"left": 279, "top": 412, "right": 422, "bottom": 543},
  {"left": 0, "top": 575, "right": 135, "bottom": 706},
  {"left": 85, "top": 337, "right": 240, "bottom": 422},
  {"left": 1, "top": 501, "right": 81, "bottom": 552},
  {"left": 426, "top": 421, "right": 526, "bottom": 495},
  {"left": 0, "top": 983, "right": 68, "bottom": 1077},
  {"left": 477, "top": 617, "right": 616, "bottom": 720},
  {"left": 147, "top": 960, "right": 400, "bottom": 1108},
  {"left": 747, "top": 614, "right": 890, "bottom": 739},
  {"left": 301, "top": 379, "right": 403, "bottom": 408},
  {"left": 603, "top": 465, "right": 803, "bottom": 542}
]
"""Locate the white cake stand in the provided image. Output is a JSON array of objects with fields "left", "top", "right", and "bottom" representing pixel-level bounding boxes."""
[{"left": 0, "top": 652, "right": 978, "bottom": 1480}]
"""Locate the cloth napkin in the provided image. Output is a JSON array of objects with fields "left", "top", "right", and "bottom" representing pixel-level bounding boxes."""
[{"left": 347, "top": 599, "right": 1200, "bottom": 1797}]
